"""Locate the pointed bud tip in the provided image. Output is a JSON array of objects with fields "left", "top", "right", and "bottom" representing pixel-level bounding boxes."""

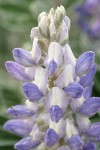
[
  {"left": 44, "top": 128, "right": 58, "bottom": 147},
  {"left": 22, "top": 82, "right": 43, "bottom": 102},
  {"left": 49, "top": 105, "right": 62, "bottom": 122}
]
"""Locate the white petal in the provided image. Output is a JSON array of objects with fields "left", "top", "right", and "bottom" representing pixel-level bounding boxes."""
[
  {"left": 38, "top": 15, "right": 49, "bottom": 37},
  {"left": 49, "top": 118, "right": 66, "bottom": 138},
  {"left": 71, "top": 96, "right": 85, "bottom": 111},
  {"left": 31, "top": 38, "right": 41, "bottom": 64},
  {"left": 25, "top": 67, "right": 35, "bottom": 80},
  {"left": 56, "top": 64, "right": 75, "bottom": 88},
  {"left": 44, "top": 42, "right": 63, "bottom": 67},
  {"left": 30, "top": 124, "right": 43, "bottom": 141},
  {"left": 47, "top": 87, "right": 68, "bottom": 112},
  {"left": 59, "top": 21, "right": 69, "bottom": 45},
  {"left": 33, "top": 67, "right": 48, "bottom": 94},
  {"left": 25, "top": 100, "right": 38, "bottom": 112},
  {"left": 30, "top": 27, "right": 38, "bottom": 40},
  {"left": 66, "top": 118, "right": 78, "bottom": 140},
  {"left": 76, "top": 114, "right": 90, "bottom": 132},
  {"left": 49, "top": 20, "right": 56, "bottom": 41},
  {"left": 63, "top": 44, "right": 76, "bottom": 66},
  {"left": 64, "top": 16, "right": 70, "bottom": 30}
]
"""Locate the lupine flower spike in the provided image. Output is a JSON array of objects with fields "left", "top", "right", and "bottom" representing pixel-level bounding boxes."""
[{"left": 4, "top": 5, "right": 100, "bottom": 150}]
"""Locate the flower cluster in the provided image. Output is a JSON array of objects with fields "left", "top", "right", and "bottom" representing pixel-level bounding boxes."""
[
  {"left": 76, "top": 0, "right": 100, "bottom": 39},
  {"left": 4, "top": 6, "right": 100, "bottom": 150}
]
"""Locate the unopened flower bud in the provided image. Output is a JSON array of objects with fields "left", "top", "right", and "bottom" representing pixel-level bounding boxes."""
[
  {"left": 59, "top": 21, "right": 69, "bottom": 45},
  {"left": 54, "top": 7, "right": 65, "bottom": 26},
  {"left": 75, "top": 51, "right": 95, "bottom": 77},
  {"left": 14, "top": 136, "right": 40, "bottom": 150},
  {"left": 3, "top": 119, "right": 33, "bottom": 136},
  {"left": 31, "top": 37, "right": 41, "bottom": 64},
  {"left": 44, "top": 128, "right": 58, "bottom": 147},
  {"left": 30, "top": 27, "right": 39, "bottom": 41},
  {"left": 38, "top": 15, "right": 49, "bottom": 38},
  {"left": 49, "top": 19, "right": 56, "bottom": 41},
  {"left": 5, "top": 61, "right": 33, "bottom": 82}
]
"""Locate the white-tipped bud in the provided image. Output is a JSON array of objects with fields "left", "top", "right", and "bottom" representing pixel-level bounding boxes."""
[
  {"left": 49, "top": 19, "right": 56, "bottom": 41},
  {"left": 64, "top": 16, "right": 70, "bottom": 30},
  {"left": 49, "top": 118, "right": 66, "bottom": 138},
  {"left": 31, "top": 38, "right": 41, "bottom": 64},
  {"left": 60, "top": 5, "right": 66, "bottom": 16},
  {"left": 30, "top": 27, "right": 39, "bottom": 41},
  {"left": 54, "top": 7, "right": 64, "bottom": 25},
  {"left": 59, "top": 21, "right": 69, "bottom": 45},
  {"left": 38, "top": 15, "right": 49, "bottom": 38},
  {"left": 38, "top": 12, "right": 46, "bottom": 22},
  {"left": 49, "top": 8, "right": 55, "bottom": 17},
  {"left": 63, "top": 44, "right": 76, "bottom": 66}
]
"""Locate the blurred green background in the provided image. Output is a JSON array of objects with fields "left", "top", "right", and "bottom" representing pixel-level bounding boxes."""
[{"left": 0, "top": 0, "right": 100, "bottom": 149}]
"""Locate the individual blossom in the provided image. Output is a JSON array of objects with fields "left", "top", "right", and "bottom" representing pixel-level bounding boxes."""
[
  {"left": 76, "top": 0, "right": 100, "bottom": 39},
  {"left": 4, "top": 5, "right": 100, "bottom": 150}
]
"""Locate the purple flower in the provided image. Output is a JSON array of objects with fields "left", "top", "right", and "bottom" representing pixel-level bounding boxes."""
[
  {"left": 83, "top": 142, "right": 96, "bottom": 150},
  {"left": 44, "top": 128, "right": 58, "bottom": 147},
  {"left": 49, "top": 105, "right": 63, "bottom": 122},
  {"left": 75, "top": 51, "right": 95, "bottom": 77},
  {"left": 79, "top": 64, "right": 96, "bottom": 87},
  {"left": 5, "top": 61, "right": 33, "bottom": 82},
  {"left": 83, "top": 84, "right": 93, "bottom": 99},
  {"left": 85, "top": 122, "right": 100, "bottom": 137},
  {"left": 14, "top": 136, "right": 40, "bottom": 150},
  {"left": 3, "top": 119, "right": 33, "bottom": 136},
  {"left": 64, "top": 82, "right": 84, "bottom": 99},
  {"left": 13, "top": 48, "right": 35, "bottom": 67},
  {"left": 7, "top": 105, "right": 35, "bottom": 119},
  {"left": 78, "top": 97, "right": 100, "bottom": 116},
  {"left": 22, "top": 82, "right": 43, "bottom": 102},
  {"left": 47, "top": 59, "right": 58, "bottom": 76},
  {"left": 69, "top": 135, "right": 83, "bottom": 150},
  {"left": 4, "top": 5, "right": 100, "bottom": 150}
]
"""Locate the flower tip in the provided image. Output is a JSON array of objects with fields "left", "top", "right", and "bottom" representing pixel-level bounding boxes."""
[
  {"left": 14, "top": 136, "right": 40, "bottom": 150},
  {"left": 69, "top": 135, "right": 83, "bottom": 149},
  {"left": 3, "top": 119, "right": 33, "bottom": 136},
  {"left": 64, "top": 82, "right": 84, "bottom": 99},
  {"left": 76, "top": 51, "right": 95, "bottom": 77},
  {"left": 83, "top": 142, "right": 96, "bottom": 150},
  {"left": 49, "top": 105, "right": 62, "bottom": 122},
  {"left": 5, "top": 61, "right": 12, "bottom": 69},
  {"left": 7, "top": 105, "right": 35, "bottom": 119},
  {"left": 22, "top": 82, "right": 43, "bottom": 102},
  {"left": 44, "top": 128, "right": 58, "bottom": 147}
]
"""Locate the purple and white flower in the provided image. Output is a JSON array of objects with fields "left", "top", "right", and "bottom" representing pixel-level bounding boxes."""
[{"left": 4, "top": 5, "right": 100, "bottom": 150}]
